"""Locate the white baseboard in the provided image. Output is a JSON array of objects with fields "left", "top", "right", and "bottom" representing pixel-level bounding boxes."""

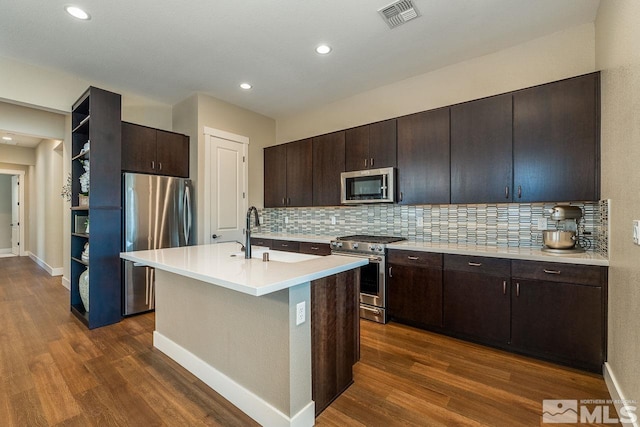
[
  {"left": 61, "top": 276, "right": 70, "bottom": 290},
  {"left": 153, "top": 331, "right": 315, "bottom": 427},
  {"left": 0, "top": 248, "right": 12, "bottom": 254},
  {"left": 603, "top": 362, "right": 639, "bottom": 427},
  {"left": 27, "top": 252, "right": 64, "bottom": 277}
]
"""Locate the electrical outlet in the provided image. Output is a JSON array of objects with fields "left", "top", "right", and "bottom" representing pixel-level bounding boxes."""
[
  {"left": 538, "top": 217, "right": 548, "bottom": 230},
  {"left": 296, "top": 301, "right": 306, "bottom": 325},
  {"left": 417, "top": 217, "right": 424, "bottom": 227},
  {"left": 331, "top": 216, "right": 336, "bottom": 225},
  {"left": 284, "top": 216, "right": 289, "bottom": 224},
  {"left": 259, "top": 216, "right": 264, "bottom": 225}
]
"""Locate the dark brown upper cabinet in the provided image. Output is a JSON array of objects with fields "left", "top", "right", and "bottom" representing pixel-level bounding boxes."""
[
  {"left": 313, "top": 131, "right": 345, "bottom": 206},
  {"left": 121, "top": 122, "right": 189, "bottom": 178},
  {"left": 264, "top": 139, "right": 313, "bottom": 208},
  {"left": 451, "top": 94, "right": 513, "bottom": 204},
  {"left": 345, "top": 119, "right": 397, "bottom": 171},
  {"left": 513, "top": 73, "right": 600, "bottom": 202},
  {"left": 397, "top": 108, "right": 450, "bottom": 205}
]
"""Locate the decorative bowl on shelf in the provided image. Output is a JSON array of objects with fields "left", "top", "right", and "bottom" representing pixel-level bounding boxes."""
[{"left": 78, "top": 194, "right": 89, "bottom": 207}]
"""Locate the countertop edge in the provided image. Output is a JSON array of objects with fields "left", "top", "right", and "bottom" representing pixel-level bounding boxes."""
[{"left": 386, "top": 243, "right": 609, "bottom": 266}]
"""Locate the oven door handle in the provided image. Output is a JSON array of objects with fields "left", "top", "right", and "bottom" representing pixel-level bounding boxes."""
[
  {"left": 361, "top": 306, "right": 382, "bottom": 315},
  {"left": 331, "top": 252, "right": 382, "bottom": 263}
]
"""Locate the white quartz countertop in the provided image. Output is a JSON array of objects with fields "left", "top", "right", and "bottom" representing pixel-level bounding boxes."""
[
  {"left": 120, "top": 242, "right": 368, "bottom": 296},
  {"left": 251, "top": 233, "right": 609, "bottom": 266},
  {"left": 387, "top": 241, "right": 609, "bottom": 266}
]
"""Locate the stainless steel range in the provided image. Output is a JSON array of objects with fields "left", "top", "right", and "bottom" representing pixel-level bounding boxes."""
[{"left": 330, "top": 235, "right": 406, "bottom": 324}]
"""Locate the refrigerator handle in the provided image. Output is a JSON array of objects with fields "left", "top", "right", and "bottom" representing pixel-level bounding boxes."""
[{"left": 183, "top": 184, "right": 192, "bottom": 245}]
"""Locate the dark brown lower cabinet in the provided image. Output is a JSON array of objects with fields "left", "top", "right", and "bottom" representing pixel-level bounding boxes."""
[
  {"left": 311, "top": 269, "right": 359, "bottom": 416},
  {"left": 443, "top": 255, "right": 511, "bottom": 345},
  {"left": 511, "top": 260, "right": 607, "bottom": 372},
  {"left": 388, "top": 250, "right": 443, "bottom": 328}
]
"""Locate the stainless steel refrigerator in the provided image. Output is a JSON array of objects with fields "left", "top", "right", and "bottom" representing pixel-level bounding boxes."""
[{"left": 122, "top": 173, "right": 193, "bottom": 315}]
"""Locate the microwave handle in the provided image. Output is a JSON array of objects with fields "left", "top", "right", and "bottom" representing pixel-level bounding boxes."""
[{"left": 382, "top": 173, "right": 387, "bottom": 199}]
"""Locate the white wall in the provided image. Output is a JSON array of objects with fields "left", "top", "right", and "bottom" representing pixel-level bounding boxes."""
[
  {"left": 595, "top": 0, "right": 640, "bottom": 407},
  {"left": 30, "top": 140, "right": 64, "bottom": 274},
  {"left": 276, "top": 23, "right": 595, "bottom": 144},
  {"left": 173, "top": 93, "right": 275, "bottom": 241},
  {"left": 0, "top": 175, "right": 12, "bottom": 249}
]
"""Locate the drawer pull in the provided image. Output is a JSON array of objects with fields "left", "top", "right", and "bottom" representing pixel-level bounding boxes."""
[
  {"left": 310, "top": 246, "right": 319, "bottom": 250},
  {"left": 281, "top": 244, "right": 288, "bottom": 247},
  {"left": 543, "top": 269, "right": 561, "bottom": 275},
  {"left": 407, "top": 256, "right": 420, "bottom": 260},
  {"left": 468, "top": 262, "right": 482, "bottom": 267},
  {"left": 502, "top": 280, "right": 506, "bottom": 295}
]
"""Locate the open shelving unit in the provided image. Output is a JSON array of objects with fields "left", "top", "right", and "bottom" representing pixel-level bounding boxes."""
[{"left": 70, "top": 87, "right": 122, "bottom": 329}]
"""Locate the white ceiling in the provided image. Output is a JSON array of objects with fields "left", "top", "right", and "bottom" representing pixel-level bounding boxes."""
[
  {"left": 0, "top": 130, "right": 44, "bottom": 148},
  {"left": 0, "top": 0, "right": 600, "bottom": 119}
]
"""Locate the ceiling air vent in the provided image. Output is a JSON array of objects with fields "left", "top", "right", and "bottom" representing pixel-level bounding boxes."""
[{"left": 378, "top": 0, "right": 420, "bottom": 29}]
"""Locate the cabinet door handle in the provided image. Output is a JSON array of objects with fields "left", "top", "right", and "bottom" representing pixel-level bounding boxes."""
[
  {"left": 399, "top": 191, "right": 403, "bottom": 202},
  {"left": 518, "top": 185, "right": 522, "bottom": 199},
  {"left": 370, "top": 157, "right": 374, "bottom": 167},
  {"left": 388, "top": 266, "right": 393, "bottom": 278},
  {"left": 151, "top": 160, "right": 155, "bottom": 170},
  {"left": 282, "top": 197, "right": 286, "bottom": 205},
  {"left": 407, "top": 256, "right": 419, "bottom": 260},
  {"left": 364, "top": 158, "right": 368, "bottom": 168},
  {"left": 468, "top": 262, "right": 482, "bottom": 267},
  {"left": 158, "top": 162, "right": 162, "bottom": 171},
  {"left": 503, "top": 280, "right": 507, "bottom": 295},
  {"left": 516, "top": 282, "right": 520, "bottom": 297},
  {"left": 505, "top": 186, "right": 509, "bottom": 199},
  {"left": 543, "top": 269, "right": 561, "bottom": 275},
  {"left": 287, "top": 197, "right": 291, "bottom": 205}
]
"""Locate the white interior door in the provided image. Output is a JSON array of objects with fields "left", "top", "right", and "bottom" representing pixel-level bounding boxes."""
[
  {"left": 11, "top": 175, "right": 19, "bottom": 255},
  {"left": 206, "top": 132, "right": 248, "bottom": 245}
]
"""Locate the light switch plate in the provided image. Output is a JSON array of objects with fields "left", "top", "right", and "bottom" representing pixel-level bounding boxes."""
[
  {"left": 284, "top": 216, "right": 289, "bottom": 224},
  {"left": 538, "top": 217, "right": 548, "bottom": 230},
  {"left": 633, "top": 220, "right": 640, "bottom": 245},
  {"left": 417, "top": 217, "right": 424, "bottom": 227},
  {"left": 331, "top": 216, "right": 336, "bottom": 225}
]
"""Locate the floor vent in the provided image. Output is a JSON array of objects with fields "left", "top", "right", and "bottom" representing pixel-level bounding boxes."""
[{"left": 378, "top": 0, "right": 421, "bottom": 29}]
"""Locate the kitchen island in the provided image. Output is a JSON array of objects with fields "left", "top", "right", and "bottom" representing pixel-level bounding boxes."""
[{"left": 121, "top": 242, "right": 367, "bottom": 427}]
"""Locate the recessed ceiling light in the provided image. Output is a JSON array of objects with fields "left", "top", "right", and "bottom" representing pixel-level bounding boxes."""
[
  {"left": 240, "top": 83, "right": 252, "bottom": 90},
  {"left": 65, "top": 6, "right": 91, "bottom": 20},
  {"left": 315, "top": 44, "right": 332, "bottom": 55},
  {"left": 2, "top": 136, "right": 12, "bottom": 141}
]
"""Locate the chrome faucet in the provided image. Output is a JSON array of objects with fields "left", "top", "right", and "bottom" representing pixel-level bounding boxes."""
[{"left": 245, "top": 206, "right": 260, "bottom": 259}]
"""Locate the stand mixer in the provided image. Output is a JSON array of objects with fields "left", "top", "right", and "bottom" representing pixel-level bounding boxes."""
[{"left": 541, "top": 205, "right": 586, "bottom": 254}]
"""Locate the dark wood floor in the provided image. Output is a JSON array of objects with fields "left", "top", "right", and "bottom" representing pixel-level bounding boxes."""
[{"left": 1, "top": 257, "right": 617, "bottom": 426}]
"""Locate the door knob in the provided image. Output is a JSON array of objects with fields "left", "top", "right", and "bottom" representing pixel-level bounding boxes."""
[{"left": 212, "top": 234, "right": 221, "bottom": 239}]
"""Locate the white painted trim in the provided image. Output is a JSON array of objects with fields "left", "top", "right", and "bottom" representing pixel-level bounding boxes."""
[
  {"left": 27, "top": 251, "right": 63, "bottom": 277},
  {"left": 603, "top": 362, "right": 639, "bottom": 427},
  {"left": 203, "top": 129, "right": 249, "bottom": 244},
  {"left": 0, "top": 168, "right": 26, "bottom": 256},
  {"left": 61, "top": 276, "right": 70, "bottom": 290},
  {"left": 203, "top": 126, "right": 250, "bottom": 144},
  {"left": 154, "top": 331, "right": 315, "bottom": 427}
]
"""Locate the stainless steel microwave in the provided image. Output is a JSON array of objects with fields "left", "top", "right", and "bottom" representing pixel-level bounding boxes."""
[{"left": 341, "top": 167, "right": 395, "bottom": 204}]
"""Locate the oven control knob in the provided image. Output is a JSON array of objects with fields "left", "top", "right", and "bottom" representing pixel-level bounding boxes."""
[
  {"left": 336, "top": 242, "right": 343, "bottom": 248},
  {"left": 353, "top": 243, "right": 359, "bottom": 249}
]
